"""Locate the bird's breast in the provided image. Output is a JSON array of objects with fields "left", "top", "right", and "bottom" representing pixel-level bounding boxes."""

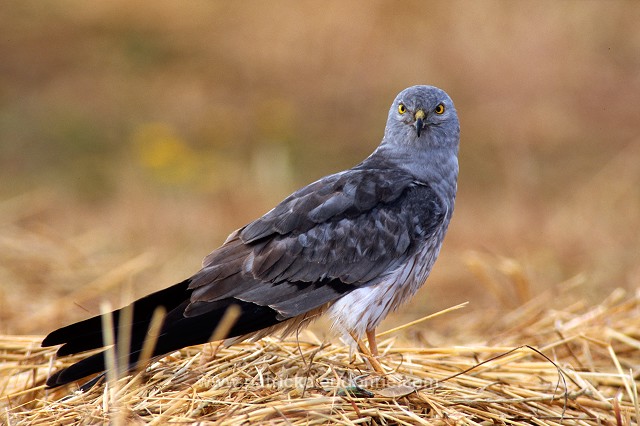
[{"left": 327, "top": 234, "right": 444, "bottom": 339}]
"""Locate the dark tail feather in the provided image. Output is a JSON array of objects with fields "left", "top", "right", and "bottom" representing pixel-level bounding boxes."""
[
  {"left": 44, "top": 279, "right": 283, "bottom": 388},
  {"left": 42, "top": 279, "right": 193, "bottom": 355},
  {"left": 46, "top": 351, "right": 107, "bottom": 388}
]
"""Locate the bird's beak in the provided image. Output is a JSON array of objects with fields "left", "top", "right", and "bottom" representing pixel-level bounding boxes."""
[{"left": 414, "top": 109, "right": 425, "bottom": 137}]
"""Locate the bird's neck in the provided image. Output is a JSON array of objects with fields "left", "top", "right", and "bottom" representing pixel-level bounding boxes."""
[{"left": 366, "top": 143, "right": 459, "bottom": 204}]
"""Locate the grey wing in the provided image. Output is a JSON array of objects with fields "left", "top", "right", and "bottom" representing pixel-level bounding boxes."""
[{"left": 186, "top": 169, "right": 446, "bottom": 319}]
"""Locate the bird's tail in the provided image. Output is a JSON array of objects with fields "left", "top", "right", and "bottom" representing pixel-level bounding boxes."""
[
  {"left": 42, "top": 279, "right": 282, "bottom": 388},
  {"left": 42, "top": 279, "right": 192, "bottom": 388}
]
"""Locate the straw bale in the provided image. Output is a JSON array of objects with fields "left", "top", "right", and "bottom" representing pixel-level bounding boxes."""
[{"left": 2, "top": 288, "right": 639, "bottom": 425}]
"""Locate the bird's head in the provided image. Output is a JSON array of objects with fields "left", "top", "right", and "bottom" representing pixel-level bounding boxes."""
[{"left": 384, "top": 85, "right": 460, "bottom": 151}]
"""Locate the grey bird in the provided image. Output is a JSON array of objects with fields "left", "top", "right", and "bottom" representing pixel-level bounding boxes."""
[{"left": 42, "top": 85, "right": 460, "bottom": 388}]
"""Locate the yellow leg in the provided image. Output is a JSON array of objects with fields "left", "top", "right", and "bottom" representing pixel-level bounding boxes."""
[
  {"left": 366, "top": 329, "right": 379, "bottom": 356},
  {"left": 350, "top": 331, "right": 384, "bottom": 374}
]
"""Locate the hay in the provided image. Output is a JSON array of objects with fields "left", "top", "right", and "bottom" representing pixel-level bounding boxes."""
[{"left": 2, "top": 288, "right": 639, "bottom": 425}]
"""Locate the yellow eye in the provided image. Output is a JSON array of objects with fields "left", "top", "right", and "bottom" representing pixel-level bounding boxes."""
[
  {"left": 398, "top": 103, "right": 406, "bottom": 114},
  {"left": 434, "top": 104, "right": 445, "bottom": 114}
]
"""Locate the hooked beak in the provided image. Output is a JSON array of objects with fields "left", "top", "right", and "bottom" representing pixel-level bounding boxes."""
[{"left": 414, "top": 109, "right": 425, "bottom": 137}]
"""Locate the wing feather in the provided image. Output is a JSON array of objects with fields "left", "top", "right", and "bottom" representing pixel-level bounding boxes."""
[{"left": 187, "top": 167, "right": 446, "bottom": 320}]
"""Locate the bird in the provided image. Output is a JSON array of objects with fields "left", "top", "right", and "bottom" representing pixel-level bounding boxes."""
[{"left": 42, "top": 85, "right": 460, "bottom": 389}]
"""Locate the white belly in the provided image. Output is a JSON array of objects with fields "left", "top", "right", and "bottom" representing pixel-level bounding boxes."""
[{"left": 327, "top": 239, "right": 442, "bottom": 340}]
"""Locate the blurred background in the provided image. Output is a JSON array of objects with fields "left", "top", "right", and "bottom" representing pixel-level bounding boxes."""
[{"left": 1, "top": 1, "right": 638, "bottom": 339}]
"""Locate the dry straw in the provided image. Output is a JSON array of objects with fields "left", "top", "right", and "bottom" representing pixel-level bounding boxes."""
[{"left": 2, "top": 286, "right": 639, "bottom": 425}]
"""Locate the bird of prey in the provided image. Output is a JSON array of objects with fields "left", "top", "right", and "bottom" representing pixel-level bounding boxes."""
[{"left": 43, "top": 85, "right": 460, "bottom": 388}]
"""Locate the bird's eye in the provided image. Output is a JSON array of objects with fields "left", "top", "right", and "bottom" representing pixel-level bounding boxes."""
[
  {"left": 398, "top": 103, "right": 407, "bottom": 114},
  {"left": 434, "top": 104, "right": 445, "bottom": 115}
]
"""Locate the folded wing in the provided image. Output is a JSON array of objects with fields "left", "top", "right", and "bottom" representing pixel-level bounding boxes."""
[{"left": 188, "top": 166, "right": 446, "bottom": 319}]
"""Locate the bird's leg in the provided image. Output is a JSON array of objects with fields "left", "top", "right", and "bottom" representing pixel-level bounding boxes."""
[
  {"left": 349, "top": 331, "right": 385, "bottom": 374},
  {"left": 366, "top": 329, "right": 379, "bottom": 356}
]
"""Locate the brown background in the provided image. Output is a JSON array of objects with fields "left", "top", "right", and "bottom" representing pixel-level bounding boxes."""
[{"left": 1, "top": 1, "right": 638, "bottom": 339}]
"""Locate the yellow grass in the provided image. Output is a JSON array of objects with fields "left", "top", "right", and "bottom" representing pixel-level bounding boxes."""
[{"left": 2, "top": 287, "right": 638, "bottom": 425}]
